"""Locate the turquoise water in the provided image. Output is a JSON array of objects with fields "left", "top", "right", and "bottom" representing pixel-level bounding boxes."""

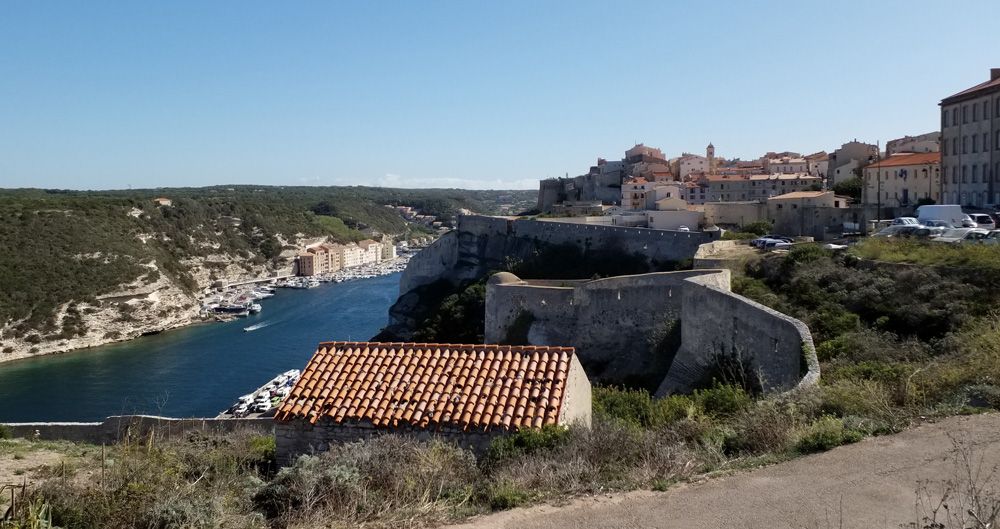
[{"left": 0, "top": 273, "right": 400, "bottom": 422}]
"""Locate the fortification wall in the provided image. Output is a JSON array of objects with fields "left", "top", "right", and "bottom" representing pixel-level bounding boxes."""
[
  {"left": 2, "top": 415, "right": 273, "bottom": 444},
  {"left": 398, "top": 231, "right": 460, "bottom": 295},
  {"left": 656, "top": 274, "right": 819, "bottom": 395},
  {"left": 510, "top": 219, "right": 711, "bottom": 264},
  {"left": 487, "top": 268, "right": 818, "bottom": 395},
  {"left": 487, "top": 270, "right": 729, "bottom": 389}
]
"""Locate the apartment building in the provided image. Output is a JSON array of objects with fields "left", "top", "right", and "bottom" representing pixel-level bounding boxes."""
[
  {"left": 862, "top": 152, "right": 941, "bottom": 207},
  {"left": 940, "top": 68, "right": 1000, "bottom": 207},
  {"left": 705, "top": 173, "right": 822, "bottom": 202}
]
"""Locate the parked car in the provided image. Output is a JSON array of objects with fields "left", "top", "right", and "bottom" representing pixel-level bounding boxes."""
[
  {"left": 873, "top": 225, "right": 920, "bottom": 238},
  {"left": 891, "top": 217, "right": 920, "bottom": 226},
  {"left": 751, "top": 236, "right": 791, "bottom": 248},
  {"left": 982, "top": 230, "right": 1000, "bottom": 244},
  {"left": 763, "top": 240, "right": 792, "bottom": 250},
  {"left": 968, "top": 214, "right": 996, "bottom": 230},
  {"left": 934, "top": 228, "right": 990, "bottom": 244},
  {"left": 922, "top": 219, "right": 954, "bottom": 229}
]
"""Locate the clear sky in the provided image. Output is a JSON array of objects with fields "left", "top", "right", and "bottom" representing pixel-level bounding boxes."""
[{"left": 1, "top": 1, "right": 998, "bottom": 190}]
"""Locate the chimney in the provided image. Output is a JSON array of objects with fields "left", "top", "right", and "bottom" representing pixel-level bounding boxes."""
[{"left": 992, "top": 68, "right": 1000, "bottom": 81}]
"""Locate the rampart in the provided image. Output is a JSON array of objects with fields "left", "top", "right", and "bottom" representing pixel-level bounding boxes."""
[
  {"left": 387, "top": 215, "right": 715, "bottom": 339},
  {"left": 486, "top": 269, "right": 819, "bottom": 394},
  {"left": 656, "top": 274, "right": 819, "bottom": 395},
  {"left": 398, "top": 215, "right": 713, "bottom": 297},
  {"left": 1, "top": 415, "right": 273, "bottom": 444}
]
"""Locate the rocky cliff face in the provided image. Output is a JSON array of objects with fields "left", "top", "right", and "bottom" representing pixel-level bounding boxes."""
[
  {"left": 0, "top": 243, "right": 300, "bottom": 364},
  {"left": 381, "top": 215, "right": 713, "bottom": 340}
]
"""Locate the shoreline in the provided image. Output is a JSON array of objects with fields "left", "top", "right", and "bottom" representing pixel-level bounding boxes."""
[{"left": 0, "top": 255, "right": 412, "bottom": 368}]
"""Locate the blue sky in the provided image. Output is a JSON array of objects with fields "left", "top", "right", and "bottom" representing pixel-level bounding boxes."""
[{"left": 1, "top": 1, "right": 998, "bottom": 190}]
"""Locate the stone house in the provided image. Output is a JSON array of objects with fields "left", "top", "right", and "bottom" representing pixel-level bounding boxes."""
[{"left": 274, "top": 341, "right": 593, "bottom": 465}]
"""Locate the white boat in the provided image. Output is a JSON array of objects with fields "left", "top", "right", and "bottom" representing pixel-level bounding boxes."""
[
  {"left": 243, "top": 321, "right": 269, "bottom": 332},
  {"left": 306, "top": 280, "right": 320, "bottom": 288},
  {"left": 249, "top": 303, "right": 262, "bottom": 314}
]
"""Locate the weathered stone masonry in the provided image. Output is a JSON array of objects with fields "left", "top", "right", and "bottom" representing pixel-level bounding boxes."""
[{"left": 486, "top": 269, "right": 819, "bottom": 395}]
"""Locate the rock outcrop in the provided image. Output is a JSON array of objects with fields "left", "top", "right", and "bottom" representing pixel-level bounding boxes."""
[{"left": 382, "top": 215, "right": 715, "bottom": 340}]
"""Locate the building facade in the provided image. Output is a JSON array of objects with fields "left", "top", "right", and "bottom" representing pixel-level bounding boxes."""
[
  {"left": 705, "top": 173, "right": 822, "bottom": 202},
  {"left": 829, "top": 140, "right": 878, "bottom": 186},
  {"left": 861, "top": 152, "right": 941, "bottom": 207},
  {"left": 887, "top": 132, "right": 940, "bottom": 155},
  {"left": 940, "top": 68, "right": 1000, "bottom": 207}
]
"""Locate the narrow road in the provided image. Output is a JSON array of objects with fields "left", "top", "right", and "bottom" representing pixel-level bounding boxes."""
[{"left": 450, "top": 413, "right": 1000, "bottom": 529}]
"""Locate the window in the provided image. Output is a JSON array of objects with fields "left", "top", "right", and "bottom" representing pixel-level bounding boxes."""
[
  {"left": 986, "top": 100, "right": 991, "bottom": 118},
  {"left": 984, "top": 164, "right": 990, "bottom": 183},
  {"left": 974, "top": 102, "right": 980, "bottom": 121},
  {"left": 953, "top": 137, "right": 958, "bottom": 154},
  {"left": 985, "top": 133, "right": 990, "bottom": 152},
  {"left": 942, "top": 109, "right": 949, "bottom": 128},
  {"left": 963, "top": 136, "right": 968, "bottom": 154},
  {"left": 954, "top": 108, "right": 959, "bottom": 126},
  {"left": 962, "top": 165, "right": 968, "bottom": 183},
  {"left": 973, "top": 135, "right": 979, "bottom": 153},
  {"left": 973, "top": 165, "right": 978, "bottom": 183},
  {"left": 952, "top": 166, "right": 958, "bottom": 184},
  {"left": 963, "top": 105, "right": 969, "bottom": 123},
  {"left": 943, "top": 139, "right": 948, "bottom": 156}
]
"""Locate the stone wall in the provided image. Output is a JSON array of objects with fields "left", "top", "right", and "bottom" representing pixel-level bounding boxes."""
[
  {"left": 486, "top": 270, "right": 730, "bottom": 390},
  {"left": 656, "top": 274, "right": 819, "bottom": 395},
  {"left": 275, "top": 419, "right": 502, "bottom": 466},
  {"left": 386, "top": 215, "right": 716, "bottom": 339},
  {"left": 1, "top": 415, "right": 273, "bottom": 444},
  {"left": 486, "top": 269, "right": 819, "bottom": 396}
]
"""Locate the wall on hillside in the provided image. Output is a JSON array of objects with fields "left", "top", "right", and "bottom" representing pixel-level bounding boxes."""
[
  {"left": 386, "top": 216, "right": 716, "bottom": 340},
  {"left": 656, "top": 274, "right": 819, "bottom": 395},
  {"left": 486, "top": 270, "right": 730, "bottom": 389},
  {"left": 2, "top": 415, "right": 273, "bottom": 444},
  {"left": 486, "top": 269, "right": 818, "bottom": 395}
]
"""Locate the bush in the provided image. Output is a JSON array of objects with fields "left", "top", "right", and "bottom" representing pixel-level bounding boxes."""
[
  {"left": 741, "top": 221, "right": 773, "bottom": 236},
  {"left": 693, "top": 383, "right": 751, "bottom": 417},
  {"left": 486, "top": 425, "right": 570, "bottom": 463},
  {"left": 724, "top": 401, "right": 797, "bottom": 455},
  {"left": 0, "top": 424, "right": 11, "bottom": 439},
  {"left": 795, "top": 416, "right": 863, "bottom": 453},
  {"left": 593, "top": 387, "right": 698, "bottom": 429}
]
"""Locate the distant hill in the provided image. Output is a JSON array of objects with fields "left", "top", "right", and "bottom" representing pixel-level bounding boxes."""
[{"left": 0, "top": 186, "right": 536, "bottom": 356}]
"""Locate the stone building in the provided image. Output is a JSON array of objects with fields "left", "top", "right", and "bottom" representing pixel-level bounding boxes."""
[
  {"left": 887, "top": 132, "right": 940, "bottom": 155},
  {"left": 862, "top": 152, "right": 941, "bottom": 207},
  {"left": 828, "top": 140, "right": 878, "bottom": 186},
  {"left": 940, "top": 68, "right": 1000, "bottom": 207},
  {"left": 274, "top": 341, "right": 592, "bottom": 465}
]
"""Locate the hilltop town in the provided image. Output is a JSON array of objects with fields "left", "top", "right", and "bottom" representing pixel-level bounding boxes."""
[{"left": 530, "top": 69, "right": 998, "bottom": 242}]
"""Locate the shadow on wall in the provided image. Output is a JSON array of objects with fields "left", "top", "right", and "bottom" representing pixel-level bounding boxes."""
[{"left": 485, "top": 270, "right": 819, "bottom": 396}]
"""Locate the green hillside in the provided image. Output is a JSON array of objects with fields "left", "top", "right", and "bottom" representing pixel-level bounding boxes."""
[{"left": 0, "top": 186, "right": 535, "bottom": 339}]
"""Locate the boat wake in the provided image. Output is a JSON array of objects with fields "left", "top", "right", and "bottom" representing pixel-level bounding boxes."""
[{"left": 243, "top": 321, "right": 272, "bottom": 332}]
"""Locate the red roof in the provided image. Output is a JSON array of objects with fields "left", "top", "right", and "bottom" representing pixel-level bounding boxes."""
[
  {"left": 275, "top": 342, "right": 574, "bottom": 431},
  {"left": 869, "top": 152, "right": 940, "bottom": 168}
]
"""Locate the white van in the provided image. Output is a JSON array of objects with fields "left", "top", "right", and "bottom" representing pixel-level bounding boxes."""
[{"left": 916, "top": 205, "right": 970, "bottom": 228}]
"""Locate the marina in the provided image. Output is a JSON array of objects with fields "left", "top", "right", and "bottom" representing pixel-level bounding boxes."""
[{"left": 0, "top": 272, "right": 402, "bottom": 422}]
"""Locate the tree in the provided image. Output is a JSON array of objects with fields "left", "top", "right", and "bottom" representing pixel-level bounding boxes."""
[{"left": 832, "top": 176, "right": 863, "bottom": 201}]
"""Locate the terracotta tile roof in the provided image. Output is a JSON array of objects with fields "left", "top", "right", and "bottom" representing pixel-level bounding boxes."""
[
  {"left": 768, "top": 191, "right": 829, "bottom": 200},
  {"left": 867, "top": 152, "right": 940, "bottom": 168},
  {"left": 275, "top": 342, "right": 575, "bottom": 431}
]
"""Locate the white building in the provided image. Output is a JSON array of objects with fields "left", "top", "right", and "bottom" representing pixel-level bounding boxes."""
[
  {"left": 828, "top": 140, "right": 878, "bottom": 186},
  {"left": 940, "top": 68, "right": 1000, "bottom": 207},
  {"left": 805, "top": 152, "right": 828, "bottom": 179},
  {"left": 621, "top": 177, "right": 653, "bottom": 211},
  {"left": 676, "top": 154, "right": 709, "bottom": 179},
  {"left": 767, "top": 157, "right": 809, "bottom": 174},
  {"left": 887, "top": 132, "right": 940, "bottom": 155}
]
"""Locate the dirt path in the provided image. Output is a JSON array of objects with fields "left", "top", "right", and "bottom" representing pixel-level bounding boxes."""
[{"left": 449, "top": 413, "right": 1000, "bottom": 529}]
